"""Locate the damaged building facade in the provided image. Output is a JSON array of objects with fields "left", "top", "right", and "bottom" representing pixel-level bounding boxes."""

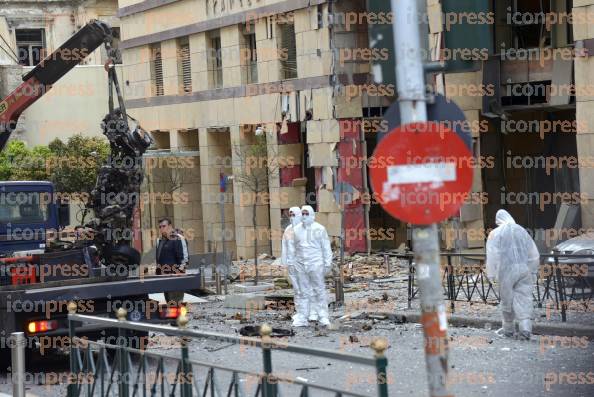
[
  {"left": 119, "top": 0, "right": 393, "bottom": 259},
  {"left": 118, "top": 0, "right": 594, "bottom": 260},
  {"left": 429, "top": 0, "right": 593, "bottom": 255}
]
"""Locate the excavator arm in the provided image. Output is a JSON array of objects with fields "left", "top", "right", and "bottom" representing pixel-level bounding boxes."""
[{"left": 0, "top": 20, "right": 113, "bottom": 151}]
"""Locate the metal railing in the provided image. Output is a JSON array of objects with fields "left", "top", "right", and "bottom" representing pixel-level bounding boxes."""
[
  {"left": 66, "top": 303, "right": 390, "bottom": 397},
  {"left": 383, "top": 252, "right": 593, "bottom": 322}
]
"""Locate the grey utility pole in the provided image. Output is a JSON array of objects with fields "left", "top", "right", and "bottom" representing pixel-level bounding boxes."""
[
  {"left": 391, "top": 0, "right": 452, "bottom": 396},
  {"left": 220, "top": 172, "right": 228, "bottom": 294}
]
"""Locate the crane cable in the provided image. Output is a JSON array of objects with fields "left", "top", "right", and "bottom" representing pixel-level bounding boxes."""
[{"left": 0, "top": 32, "right": 20, "bottom": 64}]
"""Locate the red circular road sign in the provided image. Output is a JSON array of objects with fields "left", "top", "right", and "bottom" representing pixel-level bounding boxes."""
[{"left": 369, "top": 122, "right": 474, "bottom": 225}]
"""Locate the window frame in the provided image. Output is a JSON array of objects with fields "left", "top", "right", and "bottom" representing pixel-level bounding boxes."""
[
  {"left": 177, "top": 36, "right": 192, "bottom": 94},
  {"left": 15, "top": 28, "right": 45, "bottom": 66},
  {"left": 242, "top": 23, "right": 258, "bottom": 84},
  {"left": 150, "top": 42, "right": 164, "bottom": 96}
]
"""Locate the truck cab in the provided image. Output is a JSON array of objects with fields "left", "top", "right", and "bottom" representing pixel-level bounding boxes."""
[{"left": 0, "top": 181, "right": 68, "bottom": 258}]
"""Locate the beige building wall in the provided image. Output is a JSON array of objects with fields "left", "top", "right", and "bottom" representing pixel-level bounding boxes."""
[
  {"left": 120, "top": 0, "right": 277, "bottom": 41},
  {"left": 0, "top": 16, "right": 14, "bottom": 65},
  {"left": 0, "top": 0, "right": 119, "bottom": 66},
  {"left": 16, "top": 65, "right": 124, "bottom": 145},
  {"left": 118, "top": 0, "right": 145, "bottom": 8},
  {"left": 0, "top": 0, "right": 122, "bottom": 146}
]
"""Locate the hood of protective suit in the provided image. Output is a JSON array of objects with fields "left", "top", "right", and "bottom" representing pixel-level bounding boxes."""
[
  {"left": 301, "top": 205, "right": 315, "bottom": 226},
  {"left": 289, "top": 206, "right": 302, "bottom": 227},
  {"left": 495, "top": 209, "right": 515, "bottom": 226},
  {"left": 487, "top": 209, "right": 540, "bottom": 280}
]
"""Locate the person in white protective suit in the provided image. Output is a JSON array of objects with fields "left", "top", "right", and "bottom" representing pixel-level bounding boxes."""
[
  {"left": 486, "top": 209, "right": 540, "bottom": 340},
  {"left": 280, "top": 207, "right": 311, "bottom": 324},
  {"left": 291, "top": 205, "right": 333, "bottom": 327}
]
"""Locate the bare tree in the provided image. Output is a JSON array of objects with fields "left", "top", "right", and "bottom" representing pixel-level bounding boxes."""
[
  {"left": 167, "top": 164, "right": 190, "bottom": 193},
  {"left": 233, "top": 128, "right": 279, "bottom": 285}
]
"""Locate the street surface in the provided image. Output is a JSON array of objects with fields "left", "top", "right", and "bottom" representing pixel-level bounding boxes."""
[{"left": 1, "top": 279, "right": 593, "bottom": 397}]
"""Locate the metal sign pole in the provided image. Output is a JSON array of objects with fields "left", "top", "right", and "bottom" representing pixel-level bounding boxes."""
[
  {"left": 220, "top": 172, "right": 228, "bottom": 295},
  {"left": 391, "top": 0, "right": 452, "bottom": 396},
  {"left": 337, "top": 182, "right": 345, "bottom": 306}
]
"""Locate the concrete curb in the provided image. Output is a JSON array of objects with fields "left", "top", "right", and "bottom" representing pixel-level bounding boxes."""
[{"left": 389, "top": 311, "right": 594, "bottom": 338}]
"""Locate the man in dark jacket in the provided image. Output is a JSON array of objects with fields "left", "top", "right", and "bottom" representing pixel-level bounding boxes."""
[
  {"left": 156, "top": 218, "right": 186, "bottom": 303},
  {"left": 156, "top": 218, "right": 185, "bottom": 275}
]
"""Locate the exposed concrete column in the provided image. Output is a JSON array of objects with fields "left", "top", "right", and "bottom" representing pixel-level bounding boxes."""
[
  {"left": 254, "top": 15, "right": 282, "bottom": 84},
  {"left": 443, "top": 71, "right": 485, "bottom": 250},
  {"left": 199, "top": 127, "right": 236, "bottom": 256},
  {"left": 231, "top": 125, "right": 272, "bottom": 259},
  {"left": 172, "top": 156, "right": 204, "bottom": 255},
  {"left": 161, "top": 39, "right": 179, "bottom": 96},
  {"left": 266, "top": 124, "right": 283, "bottom": 257},
  {"left": 169, "top": 129, "right": 180, "bottom": 151},
  {"left": 221, "top": 25, "right": 242, "bottom": 88},
  {"left": 190, "top": 32, "right": 209, "bottom": 92},
  {"left": 198, "top": 127, "right": 213, "bottom": 246},
  {"left": 574, "top": 1, "right": 594, "bottom": 228}
]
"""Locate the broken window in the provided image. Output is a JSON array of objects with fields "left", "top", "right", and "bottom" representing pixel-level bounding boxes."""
[
  {"left": 15, "top": 29, "right": 45, "bottom": 66},
  {"left": 279, "top": 20, "right": 297, "bottom": 79},
  {"left": 208, "top": 30, "right": 223, "bottom": 89},
  {"left": 512, "top": 0, "right": 551, "bottom": 48},
  {"left": 317, "top": 4, "right": 324, "bottom": 29},
  {"left": 495, "top": 0, "right": 573, "bottom": 50},
  {"left": 150, "top": 43, "right": 164, "bottom": 96},
  {"left": 550, "top": 0, "right": 573, "bottom": 47},
  {"left": 177, "top": 36, "right": 192, "bottom": 94},
  {"left": 242, "top": 24, "right": 258, "bottom": 84}
]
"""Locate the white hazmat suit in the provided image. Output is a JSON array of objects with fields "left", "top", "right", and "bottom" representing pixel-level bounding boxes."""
[
  {"left": 281, "top": 207, "right": 306, "bottom": 324},
  {"left": 486, "top": 209, "right": 540, "bottom": 339},
  {"left": 292, "top": 205, "right": 333, "bottom": 326}
]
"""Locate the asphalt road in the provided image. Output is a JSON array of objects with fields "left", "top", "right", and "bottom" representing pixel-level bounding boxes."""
[{"left": 1, "top": 298, "right": 593, "bottom": 397}]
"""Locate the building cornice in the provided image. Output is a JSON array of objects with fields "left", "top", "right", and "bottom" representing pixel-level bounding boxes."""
[
  {"left": 119, "top": 0, "right": 325, "bottom": 49},
  {"left": 125, "top": 74, "right": 334, "bottom": 109},
  {"left": 0, "top": 0, "right": 83, "bottom": 5},
  {"left": 4, "top": 15, "right": 56, "bottom": 29},
  {"left": 118, "top": 0, "right": 180, "bottom": 18},
  {"left": 124, "top": 72, "right": 374, "bottom": 110}
]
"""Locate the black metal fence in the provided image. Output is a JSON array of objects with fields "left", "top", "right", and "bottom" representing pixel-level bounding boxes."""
[
  {"left": 66, "top": 305, "right": 390, "bottom": 397},
  {"left": 382, "top": 252, "right": 593, "bottom": 322}
]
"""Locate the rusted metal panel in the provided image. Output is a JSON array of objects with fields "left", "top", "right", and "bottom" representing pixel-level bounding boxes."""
[
  {"left": 338, "top": 119, "right": 366, "bottom": 253},
  {"left": 280, "top": 165, "right": 302, "bottom": 187},
  {"left": 277, "top": 122, "right": 301, "bottom": 144}
]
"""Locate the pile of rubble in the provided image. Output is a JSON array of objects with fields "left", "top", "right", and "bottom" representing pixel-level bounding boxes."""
[
  {"left": 233, "top": 252, "right": 409, "bottom": 282},
  {"left": 341, "top": 254, "right": 408, "bottom": 280},
  {"left": 235, "top": 254, "right": 286, "bottom": 279}
]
